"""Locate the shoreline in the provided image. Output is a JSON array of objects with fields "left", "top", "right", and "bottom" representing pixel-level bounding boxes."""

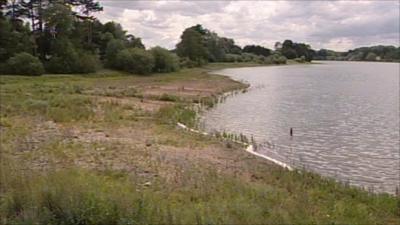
[
  {"left": 1, "top": 62, "right": 398, "bottom": 224},
  {"left": 201, "top": 63, "right": 398, "bottom": 196}
]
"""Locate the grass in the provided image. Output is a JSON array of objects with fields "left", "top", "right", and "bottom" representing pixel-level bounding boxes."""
[{"left": 1, "top": 63, "right": 399, "bottom": 224}]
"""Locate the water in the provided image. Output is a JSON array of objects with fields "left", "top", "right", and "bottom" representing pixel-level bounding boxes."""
[{"left": 202, "top": 61, "right": 400, "bottom": 194}]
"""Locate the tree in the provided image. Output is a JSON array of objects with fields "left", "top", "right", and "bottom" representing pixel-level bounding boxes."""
[
  {"left": 176, "top": 24, "right": 241, "bottom": 64},
  {"left": 103, "top": 21, "right": 126, "bottom": 40},
  {"left": 176, "top": 26, "right": 208, "bottom": 64},
  {"left": 126, "top": 34, "right": 144, "bottom": 49},
  {"left": 43, "top": 2, "right": 74, "bottom": 37},
  {"left": 0, "top": 13, "right": 33, "bottom": 61},
  {"left": 105, "top": 39, "right": 125, "bottom": 67},
  {"left": 243, "top": 45, "right": 271, "bottom": 57}
]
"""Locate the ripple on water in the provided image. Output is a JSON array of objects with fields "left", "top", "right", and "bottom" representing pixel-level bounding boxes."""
[{"left": 202, "top": 61, "right": 400, "bottom": 194}]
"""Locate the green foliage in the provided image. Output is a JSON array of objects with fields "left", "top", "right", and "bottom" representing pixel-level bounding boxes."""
[
  {"left": 46, "top": 38, "right": 100, "bottom": 74},
  {"left": 157, "top": 104, "right": 197, "bottom": 127},
  {"left": 179, "top": 57, "right": 199, "bottom": 68},
  {"left": 279, "top": 39, "right": 314, "bottom": 61},
  {"left": 5, "top": 52, "right": 44, "bottom": 76},
  {"left": 103, "top": 21, "right": 126, "bottom": 40},
  {"left": 314, "top": 45, "right": 400, "bottom": 62},
  {"left": 151, "top": 46, "right": 180, "bottom": 73},
  {"left": 158, "top": 93, "right": 181, "bottom": 102},
  {"left": 43, "top": 2, "right": 75, "bottom": 37},
  {"left": 265, "top": 53, "right": 287, "bottom": 64},
  {"left": 0, "top": 163, "right": 398, "bottom": 225},
  {"left": 0, "top": 17, "right": 33, "bottom": 62},
  {"left": 223, "top": 54, "right": 241, "bottom": 62},
  {"left": 176, "top": 24, "right": 243, "bottom": 65},
  {"left": 176, "top": 27, "right": 208, "bottom": 63},
  {"left": 241, "top": 53, "right": 258, "bottom": 62},
  {"left": 115, "top": 48, "right": 155, "bottom": 74},
  {"left": 126, "top": 34, "right": 145, "bottom": 49},
  {"left": 295, "top": 56, "right": 306, "bottom": 63},
  {"left": 76, "top": 52, "right": 101, "bottom": 73},
  {"left": 105, "top": 39, "right": 126, "bottom": 67},
  {"left": 25, "top": 95, "right": 94, "bottom": 122},
  {"left": 243, "top": 45, "right": 271, "bottom": 57}
]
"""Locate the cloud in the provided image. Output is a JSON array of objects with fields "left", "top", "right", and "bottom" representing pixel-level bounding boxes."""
[{"left": 96, "top": 0, "right": 400, "bottom": 51}]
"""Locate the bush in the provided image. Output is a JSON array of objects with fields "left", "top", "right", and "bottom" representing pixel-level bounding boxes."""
[
  {"left": 76, "top": 52, "right": 101, "bottom": 73},
  {"left": 223, "top": 54, "right": 241, "bottom": 63},
  {"left": 5, "top": 52, "right": 44, "bottom": 76},
  {"left": 179, "top": 57, "right": 197, "bottom": 68},
  {"left": 265, "top": 53, "right": 287, "bottom": 64},
  {"left": 241, "top": 53, "right": 258, "bottom": 62},
  {"left": 115, "top": 48, "right": 154, "bottom": 74},
  {"left": 150, "top": 46, "right": 180, "bottom": 73},
  {"left": 105, "top": 39, "right": 125, "bottom": 68},
  {"left": 46, "top": 50, "right": 99, "bottom": 74},
  {"left": 294, "top": 56, "right": 306, "bottom": 63},
  {"left": 0, "top": 63, "right": 7, "bottom": 74}
]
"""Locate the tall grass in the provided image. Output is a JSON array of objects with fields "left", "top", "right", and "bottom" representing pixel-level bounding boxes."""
[
  {"left": 156, "top": 104, "right": 198, "bottom": 128},
  {"left": 1, "top": 159, "right": 398, "bottom": 225}
]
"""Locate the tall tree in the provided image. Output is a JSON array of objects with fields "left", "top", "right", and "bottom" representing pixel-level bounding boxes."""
[{"left": 176, "top": 26, "right": 208, "bottom": 63}]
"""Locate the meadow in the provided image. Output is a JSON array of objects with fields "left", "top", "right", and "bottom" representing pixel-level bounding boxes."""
[{"left": 0, "top": 63, "right": 398, "bottom": 224}]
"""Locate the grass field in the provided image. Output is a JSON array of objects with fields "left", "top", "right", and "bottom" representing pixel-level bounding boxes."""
[{"left": 0, "top": 63, "right": 399, "bottom": 224}]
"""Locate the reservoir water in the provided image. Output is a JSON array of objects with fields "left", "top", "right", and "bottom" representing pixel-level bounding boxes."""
[{"left": 201, "top": 61, "right": 399, "bottom": 194}]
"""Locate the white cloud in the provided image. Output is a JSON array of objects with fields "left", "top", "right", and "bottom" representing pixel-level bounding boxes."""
[{"left": 96, "top": 0, "right": 400, "bottom": 51}]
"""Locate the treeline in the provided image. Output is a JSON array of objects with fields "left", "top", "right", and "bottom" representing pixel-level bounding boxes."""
[
  {"left": 0, "top": 1, "right": 314, "bottom": 76},
  {"left": 0, "top": 0, "right": 179, "bottom": 75},
  {"left": 175, "top": 24, "right": 314, "bottom": 66},
  {"left": 314, "top": 45, "right": 400, "bottom": 62}
]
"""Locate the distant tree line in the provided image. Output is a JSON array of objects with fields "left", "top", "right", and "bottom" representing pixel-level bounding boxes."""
[
  {"left": 314, "top": 46, "right": 400, "bottom": 62},
  {"left": 175, "top": 24, "right": 317, "bottom": 66},
  {"left": 0, "top": 1, "right": 316, "bottom": 76}
]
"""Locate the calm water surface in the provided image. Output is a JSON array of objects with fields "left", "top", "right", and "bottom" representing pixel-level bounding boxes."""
[{"left": 202, "top": 61, "right": 399, "bottom": 194}]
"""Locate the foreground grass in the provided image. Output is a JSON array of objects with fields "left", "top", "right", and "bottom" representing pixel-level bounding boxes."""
[{"left": 0, "top": 63, "right": 399, "bottom": 224}]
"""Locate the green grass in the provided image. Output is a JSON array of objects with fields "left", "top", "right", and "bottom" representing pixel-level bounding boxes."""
[
  {"left": 1, "top": 65, "right": 399, "bottom": 224},
  {"left": 1, "top": 161, "right": 398, "bottom": 225},
  {"left": 156, "top": 104, "right": 198, "bottom": 128}
]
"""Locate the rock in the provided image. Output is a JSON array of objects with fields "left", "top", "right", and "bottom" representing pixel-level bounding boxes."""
[{"left": 143, "top": 181, "right": 151, "bottom": 187}]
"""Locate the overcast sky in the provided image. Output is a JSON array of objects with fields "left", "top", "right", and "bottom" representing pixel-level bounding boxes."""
[{"left": 96, "top": 0, "right": 400, "bottom": 51}]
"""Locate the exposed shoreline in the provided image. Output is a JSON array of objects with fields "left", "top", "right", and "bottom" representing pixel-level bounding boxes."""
[{"left": 1, "top": 63, "right": 398, "bottom": 224}]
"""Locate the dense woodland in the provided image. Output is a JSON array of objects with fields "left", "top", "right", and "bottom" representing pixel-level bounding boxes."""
[{"left": 0, "top": 1, "right": 398, "bottom": 76}]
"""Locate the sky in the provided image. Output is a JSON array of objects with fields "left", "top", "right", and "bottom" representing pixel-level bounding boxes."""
[{"left": 96, "top": 0, "right": 400, "bottom": 51}]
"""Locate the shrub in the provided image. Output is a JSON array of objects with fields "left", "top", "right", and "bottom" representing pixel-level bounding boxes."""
[
  {"left": 105, "top": 39, "right": 125, "bottom": 68},
  {"left": 46, "top": 48, "right": 79, "bottom": 74},
  {"left": 115, "top": 48, "right": 154, "bottom": 74},
  {"left": 5, "top": 52, "right": 44, "bottom": 76},
  {"left": 265, "top": 53, "right": 287, "bottom": 64},
  {"left": 46, "top": 50, "right": 100, "bottom": 74},
  {"left": 223, "top": 54, "right": 241, "bottom": 63},
  {"left": 0, "top": 63, "right": 7, "bottom": 74},
  {"left": 241, "top": 53, "right": 258, "bottom": 62},
  {"left": 76, "top": 52, "right": 101, "bottom": 73},
  {"left": 150, "top": 46, "right": 180, "bottom": 73},
  {"left": 295, "top": 56, "right": 306, "bottom": 63},
  {"left": 179, "top": 57, "right": 196, "bottom": 68}
]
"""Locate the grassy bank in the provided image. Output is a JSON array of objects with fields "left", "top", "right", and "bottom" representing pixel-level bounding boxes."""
[{"left": 1, "top": 63, "right": 399, "bottom": 224}]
